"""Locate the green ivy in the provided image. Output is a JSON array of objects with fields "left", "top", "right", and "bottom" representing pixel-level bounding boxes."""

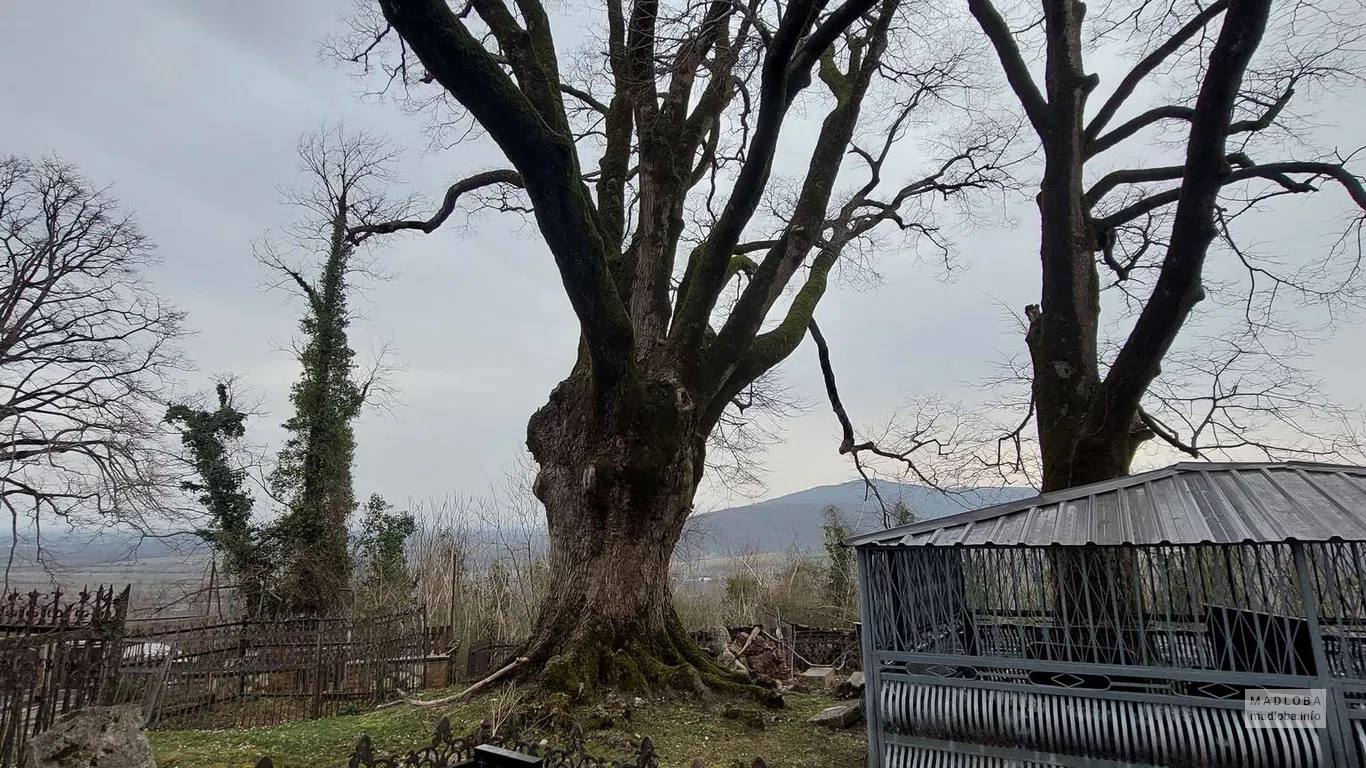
[{"left": 166, "top": 383, "right": 274, "bottom": 614}]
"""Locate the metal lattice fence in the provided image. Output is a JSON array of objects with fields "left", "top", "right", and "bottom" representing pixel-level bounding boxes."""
[
  {"left": 0, "top": 586, "right": 129, "bottom": 768},
  {"left": 255, "top": 715, "right": 659, "bottom": 768},
  {"left": 859, "top": 541, "right": 1366, "bottom": 767},
  {"left": 779, "top": 622, "right": 861, "bottom": 671}
]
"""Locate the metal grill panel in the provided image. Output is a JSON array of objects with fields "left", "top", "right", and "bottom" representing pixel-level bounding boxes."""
[
  {"left": 880, "top": 679, "right": 1322, "bottom": 767},
  {"left": 858, "top": 541, "right": 1366, "bottom": 767},
  {"left": 883, "top": 744, "right": 1059, "bottom": 768}
]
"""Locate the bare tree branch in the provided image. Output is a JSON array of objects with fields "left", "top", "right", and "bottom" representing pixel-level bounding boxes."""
[
  {"left": 968, "top": 0, "right": 1049, "bottom": 135},
  {"left": 0, "top": 155, "right": 188, "bottom": 537},
  {"left": 349, "top": 169, "right": 523, "bottom": 243},
  {"left": 1085, "top": 0, "right": 1229, "bottom": 143},
  {"left": 377, "top": 0, "right": 634, "bottom": 385}
]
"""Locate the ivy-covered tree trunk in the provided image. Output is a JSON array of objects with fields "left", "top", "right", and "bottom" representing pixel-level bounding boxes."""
[
  {"left": 167, "top": 382, "right": 271, "bottom": 616},
  {"left": 264, "top": 129, "right": 401, "bottom": 617},
  {"left": 273, "top": 213, "right": 361, "bottom": 616}
]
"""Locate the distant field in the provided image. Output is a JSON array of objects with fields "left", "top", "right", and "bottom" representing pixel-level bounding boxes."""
[
  {"left": 3, "top": 549, "right": 212, "bottom": 618},
  {"left": 0, "top": 538, "right": 818, "bottom": 621}
]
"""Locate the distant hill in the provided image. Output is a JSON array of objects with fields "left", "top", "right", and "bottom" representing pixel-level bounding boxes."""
[
  {"left": 682, "top": 479, "right": 1034, "bottom": 555},
  {"left": 0, "top": 480, "right": 1036, "bottom": 588}
]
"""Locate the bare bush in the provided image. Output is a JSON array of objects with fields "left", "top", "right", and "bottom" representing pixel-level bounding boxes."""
[
  {"left": 673, "top": 544, "right": 856, "bottom": 631},
  {"left": 404, "top": 461, "right": 549, "bottom": 671}
]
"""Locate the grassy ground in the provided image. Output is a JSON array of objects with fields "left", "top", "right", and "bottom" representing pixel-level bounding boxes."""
[{"left": 149, "top": 689, "right": 866, "bottom": 768}]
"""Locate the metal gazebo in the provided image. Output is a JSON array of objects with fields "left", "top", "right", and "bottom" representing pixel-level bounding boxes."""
[{"left": 847, "top": 461, "right": 1366, "bottom": 767}]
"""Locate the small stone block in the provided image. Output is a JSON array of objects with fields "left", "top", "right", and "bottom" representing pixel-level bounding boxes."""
[
  {"left": 23, "top": 705, "right": 156, "bottom": 768},
  {"left": 808, "top": 701, "right": 864, "bottom": 729},
  {"left": 800, "top": 665, "right": 838, "bottom": 687}
]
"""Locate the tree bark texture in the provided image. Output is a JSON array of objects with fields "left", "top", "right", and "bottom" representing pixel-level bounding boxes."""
[
  {"left": 520, "top": 363, "right": 769, "bottom": 698},
  {"left": 992, "top": 0, "right": 1275, "bottom": 494}
]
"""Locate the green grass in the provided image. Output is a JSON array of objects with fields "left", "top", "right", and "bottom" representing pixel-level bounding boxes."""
[
  {"left": 588, "top": 692, "right": 867, "bottom": 767},
  {"left": 149, "top": 690, "right": 866, "bottom": 768}
]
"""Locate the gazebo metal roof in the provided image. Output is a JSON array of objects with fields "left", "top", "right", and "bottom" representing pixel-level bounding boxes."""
[{"left": 846, "top": 460, "right": 1366, "bottom": 548}]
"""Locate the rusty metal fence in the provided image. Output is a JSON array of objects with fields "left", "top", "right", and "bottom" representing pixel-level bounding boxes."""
[
  {"left": 0, "top": 586, "right": 129, "bottom": 768},
  {"left": 121, "top": 611, "right": 429, "bottom": 729},
  {"left": 464, "top": 640, "right": 519, "bottom": 681},
  {"left": 257, "top": 715, "right": 659, "bottom": 768}
]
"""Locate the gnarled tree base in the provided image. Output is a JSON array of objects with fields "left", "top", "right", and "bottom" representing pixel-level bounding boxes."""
[{"left": 526, "top": 615, "right": 783, "bottom": 708}]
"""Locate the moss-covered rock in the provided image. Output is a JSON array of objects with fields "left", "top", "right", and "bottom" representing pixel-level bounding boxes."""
[{"left": 722, "top": 705, "right": 767, "bottom": 730}]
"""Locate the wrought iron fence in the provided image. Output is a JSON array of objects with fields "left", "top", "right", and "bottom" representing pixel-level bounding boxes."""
[
  {"left": 0, "top": 586, "right": 129, "bottom": 768},
  {"left": 859, "top": 542, "right": 1366, "bottom": 766},
  {"left": 121, "top": 610, "right": 429, "bottom": 729},
  {"left": 254, "top": 715, "right": 659, "bottom": 768},
  {"left": 777, "top": 622, "right": 860, "bottom": 671}
]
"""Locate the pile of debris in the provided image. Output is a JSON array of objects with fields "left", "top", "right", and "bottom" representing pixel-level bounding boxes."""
[
  {"left": 692, "top": 625, "right": 867, "bottom": 731},
  {"left": 692, "top": 625, "right": 793, "bottom": 683}
]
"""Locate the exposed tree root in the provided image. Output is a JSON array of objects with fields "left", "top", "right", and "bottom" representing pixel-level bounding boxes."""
[{"left": 524, "top": 616, "right": 783, "bottom": 708}]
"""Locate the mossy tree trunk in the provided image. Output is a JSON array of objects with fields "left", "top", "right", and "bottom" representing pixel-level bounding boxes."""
[{"left": 520, "top": 363, "right": 763, "bottom": 696}]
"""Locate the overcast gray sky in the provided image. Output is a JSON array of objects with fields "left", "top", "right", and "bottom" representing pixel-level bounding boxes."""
[{"left": 3, "top": 1, "right": 1364, "bottom": 518}]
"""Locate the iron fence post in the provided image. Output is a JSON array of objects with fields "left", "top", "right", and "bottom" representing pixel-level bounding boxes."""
[
  {"left": 855, "top": 547, "right": 882, "bottom": 768},
  {"left": 96, "top": 586, "right": 130, "bottom": 707},
  {"left": 1292, "top": 542, "right": 1348, "bottom": 766},
  {"left": 310, "top": 620, "right": 325, "bottom": 720}
]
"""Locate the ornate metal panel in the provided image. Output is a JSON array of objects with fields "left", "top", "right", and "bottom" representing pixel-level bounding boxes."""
[{"left": 0, "top": 586, "right": 128, "bottom": 768}]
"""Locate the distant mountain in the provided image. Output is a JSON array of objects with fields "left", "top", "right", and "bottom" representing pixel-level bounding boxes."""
[
  {"left": 0, "top": 481, "right": 1036, "bottom": 578},
  {"left": 681, "top": 479, "right": 1034, "bottom": 555}
]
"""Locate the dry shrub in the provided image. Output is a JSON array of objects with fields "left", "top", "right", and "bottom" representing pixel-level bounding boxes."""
[
  {"left": 671, "top": 543, "right": 857, "bottom": 631},
  {"left": 402, "top": 463, "right": 549, "bottom": 675},
  {"left": 400, "top": 460, "right": 856, "bottom": 676}
]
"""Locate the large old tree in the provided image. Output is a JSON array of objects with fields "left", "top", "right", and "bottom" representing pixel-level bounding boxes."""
[
  {"left": 806, "top": 0, "right": 1366, "bottom": 650},
  {"left": 806, "top": 0, "right": 1365, "bottom": 523},
  {"left": 0, "top": 156, "right": 185, "bottom": 550},
  {"left": 343, "top": 0, "right": 1006, "bottom": 690},
  {"left": 968, "top": 0, "right": 1366, "bottom": 492}
]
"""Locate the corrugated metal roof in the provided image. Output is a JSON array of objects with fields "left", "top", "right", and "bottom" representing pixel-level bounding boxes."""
[{"left": 845, "top": 461, "right": 1366, "bottom": 548}]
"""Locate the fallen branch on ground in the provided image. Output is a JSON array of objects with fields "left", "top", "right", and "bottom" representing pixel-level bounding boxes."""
[
  {"left": 736, "top": 626, "right": 761, "bottom": 656},
  {"left": 380, "top": 656, "right": 530, "bottom": 709}
]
